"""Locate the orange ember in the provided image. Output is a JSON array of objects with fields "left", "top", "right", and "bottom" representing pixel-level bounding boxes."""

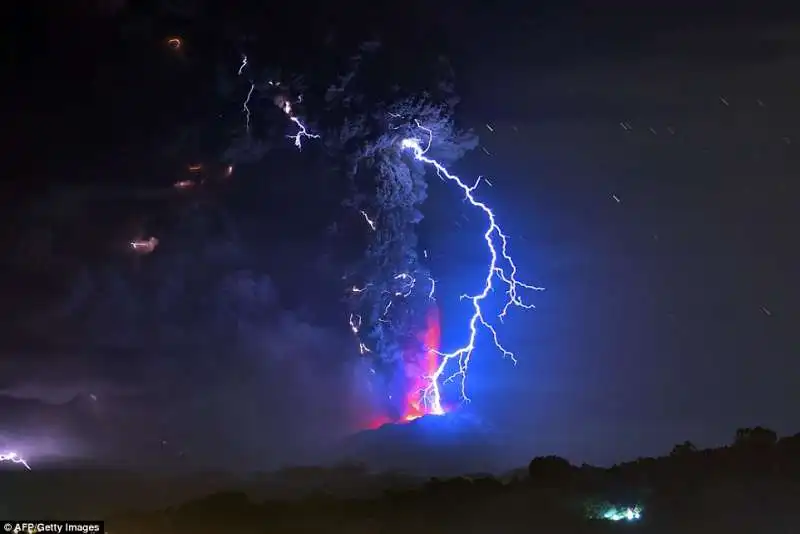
[{"left": 166, "top": 37, "right": 183, "bottom": 50}]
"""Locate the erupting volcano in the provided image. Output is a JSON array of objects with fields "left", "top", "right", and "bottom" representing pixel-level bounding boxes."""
[
  {"left": 402, "top": 305, "right": 444, "bottom": 422},
  {"left": 366, "top": 305, "right": 446, "bottom": 429}
]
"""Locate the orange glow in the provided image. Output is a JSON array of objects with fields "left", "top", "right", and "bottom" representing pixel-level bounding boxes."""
[
  {"left": 166, "top": 37, "right": 183, "bottom": 50},
  {"left": 362, "top": 305, "right": 445, "bottom": 431},
  {"left": 401, "top": 305, "right": 443, "bottom": 422},
  {"left": 365, "top": 414, "right": 393, "bottom": 430},
  {"left": 187, "top": 164, "right": 202, "bottom": 172}
]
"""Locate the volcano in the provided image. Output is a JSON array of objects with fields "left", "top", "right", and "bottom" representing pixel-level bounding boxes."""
[{"left": 338, "top": 410, "right": 508, "bottom": 476}]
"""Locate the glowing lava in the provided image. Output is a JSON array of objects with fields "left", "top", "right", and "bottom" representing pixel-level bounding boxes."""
[
  {"left": 402, "top": 305, "right": 444, "bottom": 422},
  {"left": 363, "top": 306, "right": 445, "bottom": 430}
]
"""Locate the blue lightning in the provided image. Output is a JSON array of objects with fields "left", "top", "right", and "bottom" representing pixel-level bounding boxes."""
[
  {"left": 400, "top": 122, "right": 544, "bottom": 414},
  {"left": 241, "top": 46, "right": 542, "bottom": 415}
]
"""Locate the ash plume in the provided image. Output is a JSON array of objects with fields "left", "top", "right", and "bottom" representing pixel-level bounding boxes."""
[
  {"left": 321, "top": 45, "right": 477, "bottom": 417},
  {"left": 220, "top": 41, "right": 477, "bottom": 418}
]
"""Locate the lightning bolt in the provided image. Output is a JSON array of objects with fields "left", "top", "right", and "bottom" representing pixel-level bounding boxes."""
[
  {"left": 237, "top": 55, "right": 319, "bottom": 149},
  {"left": 252, "top": 58, "right": 540, "bottom": 415},
  {"left": 359, "top": 210, "right": 377, "bottom": 231},
  {"left": 284, "top": 110, "right": 320, "bottom": 150},
  {"left": 400, "top": 122, "right": 544, "bottom": 414},
  {"left": 238, "top": 54, "right": 254, "bottom": 134},
  {"left": 0, "top": 451, "right": 31, "bottom": 470},
  {"left": 242, "top": 84, "right": 255, "bottom": 134}
]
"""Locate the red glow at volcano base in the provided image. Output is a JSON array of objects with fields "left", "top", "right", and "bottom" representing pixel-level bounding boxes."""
[
  {"left": 401, "top": 305, "right": 443, "bottom": 422},
  {"left": 366, "top": 305, "right": 447, "bottom": 430}
]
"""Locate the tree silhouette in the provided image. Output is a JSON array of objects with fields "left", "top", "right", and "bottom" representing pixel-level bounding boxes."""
[
  {"left": 734, "top": 426, "right": 778, "bottom": 449},
  {"left": 528, "top": 455, "right": 574, "bottom": 486},
  {"left": 670, "top": 440, "right": 697, "bottom": 457}
]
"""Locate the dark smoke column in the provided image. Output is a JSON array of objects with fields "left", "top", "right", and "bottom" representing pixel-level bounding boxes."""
[{"left": 323, "top": 45, "right": 477, "bottom": 419}]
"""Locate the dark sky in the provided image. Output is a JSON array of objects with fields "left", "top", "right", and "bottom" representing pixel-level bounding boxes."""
[{"left": 1, "top": 0, "right": 799, "bottom": 471}]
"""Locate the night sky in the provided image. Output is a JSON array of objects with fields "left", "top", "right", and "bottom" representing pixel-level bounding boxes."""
[{"left": 1, "top": 0, "right": 798, "bottom": 471}]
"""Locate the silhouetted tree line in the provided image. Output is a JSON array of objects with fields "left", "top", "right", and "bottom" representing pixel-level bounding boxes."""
[{"left": 105, "top": 427, "right": 800, "bottom": 533}]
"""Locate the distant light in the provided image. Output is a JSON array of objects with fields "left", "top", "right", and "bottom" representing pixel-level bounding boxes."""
[
  {"left": 130, "top": 237, "right": 159, "bottom": 254},
  {"left": 166, "top": 37, "right": 183, "bottom": 50},
  {"left": 187, "top": 163, "right": 203, "bottom": 173},
  {"left": 174, "top": 180, "right": 195, "bottom": 190},
  {"left": 602, "top": 506, "right": 642, "bottom": 522}
]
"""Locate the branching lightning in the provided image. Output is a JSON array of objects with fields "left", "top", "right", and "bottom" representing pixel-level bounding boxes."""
[
  {"left": 238, "top": 55, "right": 319, "bottom": 149},
  {"left": 237, "top": 49, "right": 541, "bottom": 419},
  {"left": 282, "top": 100, "right": 321, "bottom": 150},
  {"left": 0, "top": 451, "right": 31, "bottom": 470},
  {"left": 400, "top": 121, "right": 544, "bottom": 414}
]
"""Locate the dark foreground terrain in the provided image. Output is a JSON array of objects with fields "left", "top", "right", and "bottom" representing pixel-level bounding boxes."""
[{"left": 4, "top": 426, "right": 799, "bottom": 533}]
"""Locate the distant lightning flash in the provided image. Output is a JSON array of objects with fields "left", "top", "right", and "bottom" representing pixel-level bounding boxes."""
[
  {"left": 400, "top": 122, "right": 544, "bottom": 414},
  {"left": 0, "top": 451, "right": 31, "bottom": 470},
  {"left": 242, "top": 83, "right": 255, "bottom": 134},
  {"left": 238, "top": 55, "right": 254, "bottom": 133}
]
